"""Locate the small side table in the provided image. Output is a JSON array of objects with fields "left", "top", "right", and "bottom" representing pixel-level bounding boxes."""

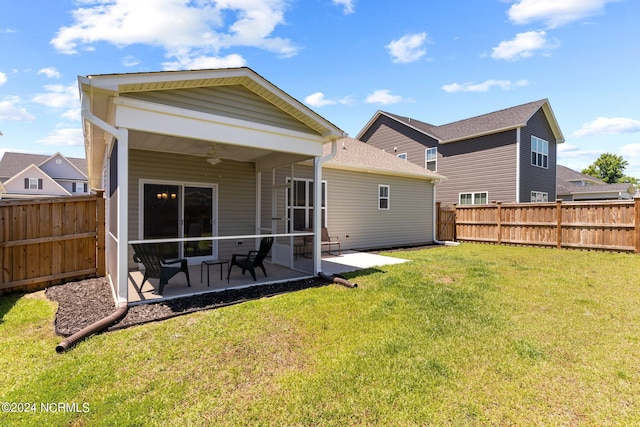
[{"left": 200, "top": 260, "right": 230, "bottom": 286}]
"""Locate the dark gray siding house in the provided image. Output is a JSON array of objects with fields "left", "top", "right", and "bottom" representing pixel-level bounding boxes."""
[{"left": 357, "top": 99, "right": 565, "bottom": 205}]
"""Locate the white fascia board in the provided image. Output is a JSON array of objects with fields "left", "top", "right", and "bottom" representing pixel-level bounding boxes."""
[
  {"left": 85, "top": 68, "right": 252, "bottom": 92},
  {"left": 113, "top": 97, "right": 324, "bottom": 157}
]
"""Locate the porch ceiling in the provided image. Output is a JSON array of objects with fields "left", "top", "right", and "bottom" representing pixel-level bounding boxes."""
[{"left": 129, "top": 130, "right": 315, "bottom": 166}]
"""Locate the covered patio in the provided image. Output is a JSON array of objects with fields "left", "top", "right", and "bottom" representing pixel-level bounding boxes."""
[
  {"left": 127, "top": 250, "right": 410, "bottom": 303},
  {"left": 79, "top": 68, "right": 345, "bottom": 306}
]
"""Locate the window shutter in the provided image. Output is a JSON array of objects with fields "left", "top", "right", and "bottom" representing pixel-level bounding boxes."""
[
  {"left": 24, "top": 178, "right": 29, "bottom": 189},
  {"left": 38, "top": 179, "right": 43, "bottom": 189},
  {"left": 72, "top": 182, "right": 77, "bottom": 192},
  {"left": 84, "top": 183, "right": 88, "bottom": 192}
]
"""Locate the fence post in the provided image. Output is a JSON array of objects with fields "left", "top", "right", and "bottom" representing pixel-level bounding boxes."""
[
  {"left": 635, "top": 197, "right": 640, "bottom": 254},
  {"left": 436, "top": 201, "right": 441, "bottom": 241},
  {"left": 556, "top": 199, "right": 562, "bottom": 249},
  {"left": 95, "top": 189, "right": 106, "bottom": 276},
  {"left": 495, "top": 201, "right": 502, "bottom": 245},
  {"left": 453, "top": 203, "right": 457, "bottom": 241}
]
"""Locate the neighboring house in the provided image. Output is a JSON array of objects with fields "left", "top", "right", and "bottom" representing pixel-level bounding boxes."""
[
  {"left": 556, "top": 164, "right": 636, "bottom": 201},
  {"left": 357, "top": 99, "right": 565, "bottom": 205},
  {"left": 79, "top": 67, "right": 443, "bottom": 304},
  {"left": 0, "top": 152, "right": 89, "bottom": 199}
]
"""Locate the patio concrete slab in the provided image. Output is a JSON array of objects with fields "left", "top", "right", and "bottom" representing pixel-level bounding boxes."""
[{"left": 320, "top": 250, "right": 410, "bottom": 275}]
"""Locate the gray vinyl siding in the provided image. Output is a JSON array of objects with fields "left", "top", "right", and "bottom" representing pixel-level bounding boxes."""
[
  {"left": 313, "top": 167, "right": 433, "bottom": 250},
  {"left": 40, "top": 156, "right": 87, "bottom": 180},
  {"left": 360, "top": 115, "right": 439, "bottom": 167},
  {"left": 436, "top": 130, "right": 518, "bottom": 205},
  {"left": 128, "top": 149, "right": 256, "bottom": 266},
  {"left": 122, "top": 85, "right": 314, "bottom": 134},
  {"left": 264, "top": 162, "right": 434, "bottom": 250},
  {"left": 519, "top": 109, "right": 558, "bottom": 202}
]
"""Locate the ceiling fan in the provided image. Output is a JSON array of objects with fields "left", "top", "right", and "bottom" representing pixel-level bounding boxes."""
[{"left": 203, "top": 143, "right": 222, "bottom": 166}]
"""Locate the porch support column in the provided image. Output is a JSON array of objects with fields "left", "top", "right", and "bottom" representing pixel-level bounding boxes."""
[
  {"left": 117, "top": 129, "right": 129, "bottom": 304},
  {"left": 313, "top": 140, "right": 337, "bottom": 275}
]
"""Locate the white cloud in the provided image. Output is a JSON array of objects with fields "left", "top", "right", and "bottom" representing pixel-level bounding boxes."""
[
  {"left": 162, "top": 53, "right": 246, "bottom": 71},
  {"left": 508, "top": 0, "right": 619, "bottom": 28},
  {"left": 365, "top": 89, "right": 403, "bottom": 105},
  {"left": 491, "top": 30, "right": 556, "bottom": 61},
  {"left": 38, "top": 67, "right": 61, "bottom": 79},
  {"left": 50, "top": 0, "right": 298, "bottom": 65},
  {"left": 122, "top": 55, "right": 140, "bottom": 67},
  {"left": 0, "top": 96, "right": 35, "bottom": 121},
  {"left": 32, "top": 83, "right": 78, "bottom": 109},
  {"left": 557, "top": 142, "right": 600, "bottom": 157},
  {"left": 386, "top": 32, "right": 428, "bottom": 64},
  {"left": 304, "top": 92, "right": 353, "bottom": 107},
  {"left": 62, "top": 108, "right": 81, "bottom": 122},
  {"left": 574, "top": 117, "right": 640, "bottom": 137},
  {"left": 0, "top": 72, "right": 6, "bottom": 85},
  {"left": 442, "top": 79, "right": 529, "bottom": 93},
  {"left": 37, "top": 127, "right": 84, "bottom": 146},
  {"left": 305, "top": 92, "right": 335, "bottom": 107},
  {"left": 333, "top": 0, "right": 355, "bottom": 14}
]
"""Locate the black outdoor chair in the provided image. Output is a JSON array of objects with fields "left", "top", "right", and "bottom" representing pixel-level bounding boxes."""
[
  {"left": 227, "top": 237, "right": 274, "bottom": 281},
  {"left": 132, "top": 243, "right": 191, "bottom": 295}
]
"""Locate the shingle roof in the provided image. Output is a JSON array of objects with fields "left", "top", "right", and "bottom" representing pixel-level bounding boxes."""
[
  {"left": 434, "top": 99, "right": 548, "bottom": 142},
  {"left": 370, "top": 99, "right": 564, "bottom": 144},
  {"left": 556, "top": 164, "right": 635, "bottom": 197},
  {"left": 323, "top": 137, "right": 445, "bottom": 181},
  {"left": 0, "top": 152, "right": 87, "bottom": 180},
  {"left": 380, "top": 112, "right": 440, "bottom": 139},
  {"left": 556, "top": 164, "right": 603, "bottom": 185}
]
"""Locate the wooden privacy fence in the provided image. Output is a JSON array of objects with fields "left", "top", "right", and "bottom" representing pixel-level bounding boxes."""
[
  {"left": 440, "top": 199, "right": 640, "bottom": 253},
  {"left": 0, "top": 191, "right": 105, "bottom": 294}
]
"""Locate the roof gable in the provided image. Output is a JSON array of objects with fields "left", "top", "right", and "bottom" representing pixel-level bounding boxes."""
[
  {"left": 81, "top": 67, "right": 344, "bottom": 139},
  {"left": 39, "top": 152, "right": 88, "bottom": 180},
  {"left": 0, "top": 152, "right": 87, "bottom": 180},
  {"left": 3, "top": 164, "right": 71, "bottom": 196},
  {"left": 358, "top": 99, "right": 565, "bottom": 145}
]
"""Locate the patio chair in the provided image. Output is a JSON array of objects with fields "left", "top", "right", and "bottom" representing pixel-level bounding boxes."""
[
  {"left": 304, "top": 227, "right": 341, "bottom": 255},
  {"left": 227, "top": 236, "right": 274, "bottom": 281},
  {"left": 132, "top": 243, "right": 191, "bottom": 295}
]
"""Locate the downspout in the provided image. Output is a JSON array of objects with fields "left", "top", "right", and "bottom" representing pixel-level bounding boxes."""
[
  {"left": 55, "top": 86, "right": 132, "bottom": 352},
  {"left": 56, "top": 302, "right": 128, "bottom": 353},
  {"left": 432, "top": 179, "right": 460, "bottom": 246},
  {"left": 80, "top": 87, "right": 129, "bottom": 306},
  {"left": 313, "top": 139, "right": 339, "bottom": 276}
]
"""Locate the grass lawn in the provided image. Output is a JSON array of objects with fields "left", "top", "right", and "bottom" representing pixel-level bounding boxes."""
[{"left": 1, "top": 243, "right": 639, "bottom": 426}]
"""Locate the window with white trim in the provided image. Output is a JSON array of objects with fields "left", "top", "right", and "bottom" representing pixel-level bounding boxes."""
[
  {"left": 425, "top": 147, "right": 437, "bottom": 171},
  {"left": 530, "top": 191, "right": 548, "bottom": 202},
  {"left": 397, "top": 153, "right": 407, "bottom": 160},
  {"left": 459, "top": 192, "right": 488, "bottom": 205},
  {"left": 531, "top": 136, "right": 549, "bottom": 168},
  {"left": 378, "top": 185, "right": 390, "bottom": 210}
]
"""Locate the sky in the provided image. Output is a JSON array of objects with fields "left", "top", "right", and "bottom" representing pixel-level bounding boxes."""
[{"left": 1, "top": 0, "right": 640, "bottom": 177}]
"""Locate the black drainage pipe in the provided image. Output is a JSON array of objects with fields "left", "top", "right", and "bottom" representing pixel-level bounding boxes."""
[
  {"left": 56, "top": 302, "right": 128, "bottom": 353},
  {"left": 318, "top": 272, "right": 358, "bottom": 288}
]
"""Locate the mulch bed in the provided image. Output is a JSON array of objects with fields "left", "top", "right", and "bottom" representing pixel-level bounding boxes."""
[{"left": 46, "top": 276, "right": 330, "bottom": 337}]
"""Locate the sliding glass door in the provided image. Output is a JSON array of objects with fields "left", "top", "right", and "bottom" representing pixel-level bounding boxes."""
[{"left": 141, "top": 181, "right": 217, "bottom": 262}]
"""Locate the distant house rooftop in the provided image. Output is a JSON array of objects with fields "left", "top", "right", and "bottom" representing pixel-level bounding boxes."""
[
  {"left": 556, "top": 165, "right": 635, "bottom": 201},
  {"left": 0, "top": 152, "right": 87, "bottom": 181}
]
